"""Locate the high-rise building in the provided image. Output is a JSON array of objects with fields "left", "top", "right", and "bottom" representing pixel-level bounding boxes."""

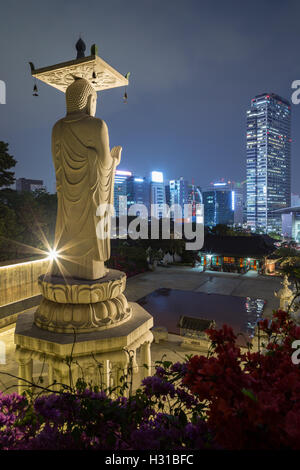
[
  {"left": 127, "top": 176, "right": 150, "bottom": 213},
  {"left": 273, "top": 206, "right": 300, "bottom": 243},
  {"left": 187, "top": 183, "right": 203, "bottom": 223},
  {"left": 168, "top": 177, "right": 189, "bottom": 218},
  {"left": 114, "top": 170, "right": 132, "bottom": 216},
  {"left": 232, "top": 181, "right": 244, "bottom": 226},
  {"left": 16, "top": 178, "right": 44, "bottom": 192},
  {"left": 292, "top": 193, "right": 300, "bottom": 207},
  {"left": 203, "top": 181, "right": 235, "bottom": 227},
  {"left": 150, "top": 171, "right": 166, "bottom": 218},
  {"left": 165, "top": 184, "right": 171, "bottom": 207},
  {"left": 169, "top": 177, "right": 189, "bottom": 207},
  {"left": 246, "top": 93, "right": 291, "bottom": 233}
]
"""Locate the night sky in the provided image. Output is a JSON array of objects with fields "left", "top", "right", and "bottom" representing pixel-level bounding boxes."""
[{"left": 1, "top": 0, "right": 300, "bottom": 193}]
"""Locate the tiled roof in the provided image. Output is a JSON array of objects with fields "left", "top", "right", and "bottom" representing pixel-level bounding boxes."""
[
  {"left": 178, "top": 316, "right": 213, "bottom": 332},
  {"left": 199, "top": 234, "right": 276, "bottom": 258}
]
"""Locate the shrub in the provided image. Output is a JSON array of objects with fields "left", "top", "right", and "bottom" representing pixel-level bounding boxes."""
[{"left": 0, "top": 309, "right": 299, "bottom": 450}]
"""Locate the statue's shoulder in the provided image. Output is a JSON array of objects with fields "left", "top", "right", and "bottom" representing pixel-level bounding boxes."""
[
  {"left": 52, "top": 118, "right": 64, "bottom": 135},
  {"left": 84, "top": 117, "right": 109, "bottom": 136},
  {"left": 87, "top": 116, "right": 107, "bottom": 128}
]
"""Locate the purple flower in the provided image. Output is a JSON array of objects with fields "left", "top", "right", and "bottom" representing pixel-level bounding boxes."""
[
  {"left": 176, "top": 388, "right": 198, "bottom": 408},
  {"left": 142, "top": 376, "right": 176, "bottom": 398},
  {"left": 171, "top": 362, "right": 188, "bottom": 375},
  {"left": 154, "top": 366, "right": 166, "bottom": 377}
]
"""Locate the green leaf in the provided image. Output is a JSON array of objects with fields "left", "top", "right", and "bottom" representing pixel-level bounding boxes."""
[{"left": 242, "top": 388, "right": 258, "bottom": 402}]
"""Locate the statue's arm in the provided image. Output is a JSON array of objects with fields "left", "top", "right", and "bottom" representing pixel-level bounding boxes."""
[
  {"left": 95, "top": 120, "right": 122, "bottom": 168},
  {"left": 111, "top": 145, "right": 122, "bottom": 166}
]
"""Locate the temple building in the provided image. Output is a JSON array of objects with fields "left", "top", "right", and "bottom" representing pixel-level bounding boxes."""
[{"left": 198, "top": 234, "right": 276, "bottom": 273}]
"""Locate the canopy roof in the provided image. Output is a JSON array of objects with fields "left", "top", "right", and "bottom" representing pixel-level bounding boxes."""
[{"left": 30, "top": 49, "right": 128, "bottom": 92}]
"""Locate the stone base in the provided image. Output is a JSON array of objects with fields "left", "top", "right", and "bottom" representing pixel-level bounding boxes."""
[
  {"left": 14, "top": 302, "right": 153, "bottom": 394},
  {"left": 34, "top": 269, "right": 132, "bottom": 333}
]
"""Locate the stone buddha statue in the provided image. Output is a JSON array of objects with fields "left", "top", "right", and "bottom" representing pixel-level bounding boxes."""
[{"left": 51, "top": 77, "right": 121, "bottom": 280}]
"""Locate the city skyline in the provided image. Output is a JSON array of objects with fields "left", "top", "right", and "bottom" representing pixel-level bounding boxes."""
[{"left": 1, "top": 0, "right": 300, "bottom": 195}]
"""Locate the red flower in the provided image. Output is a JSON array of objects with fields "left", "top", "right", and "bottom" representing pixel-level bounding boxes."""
[{"left": 182, "top": 309, "right": 300, "bottom": 449}]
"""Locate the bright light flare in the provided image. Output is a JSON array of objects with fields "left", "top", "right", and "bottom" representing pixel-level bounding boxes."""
[{"left": 48, "top": 248, "right": 58, "bottom": 261}]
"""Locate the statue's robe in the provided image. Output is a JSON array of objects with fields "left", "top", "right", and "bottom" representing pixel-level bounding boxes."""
[{"left": 51, "top": 114, "right": 116, "bottom": 280}]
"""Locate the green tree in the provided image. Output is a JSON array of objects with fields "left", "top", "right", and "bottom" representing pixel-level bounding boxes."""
[
  {"left": 208, "top": 224, "right": 250, "bottom": 237},
  {"left": 0, "top": 142, "right": 17, "bottom": 188},
  {"left": 0, "top": 188, "right": 57, "bottom": 260}
]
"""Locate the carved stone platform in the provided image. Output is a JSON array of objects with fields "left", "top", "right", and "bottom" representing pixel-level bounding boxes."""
[
  {"left": 34, "top": 269, "right": 132, "bottom": 333},
  {"left": 15, "top": 302, "right": 153, "bottom": 394}
]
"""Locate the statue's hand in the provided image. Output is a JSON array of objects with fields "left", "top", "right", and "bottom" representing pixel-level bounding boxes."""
[{"left": 111, "top": 146, "right": 122, "bottom": 166}]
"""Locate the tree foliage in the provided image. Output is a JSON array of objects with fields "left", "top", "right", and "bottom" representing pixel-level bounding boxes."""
[
  {"left": 0, "top": 188, "right": 57, "bottom": 260},
  {"left": 0, "top": 142, "right": 17, "bottom": 189}
]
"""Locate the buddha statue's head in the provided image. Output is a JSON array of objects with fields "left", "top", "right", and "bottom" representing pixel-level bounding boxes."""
[{"left": 66, "top": 77, "right": 97, "bottom": 117}]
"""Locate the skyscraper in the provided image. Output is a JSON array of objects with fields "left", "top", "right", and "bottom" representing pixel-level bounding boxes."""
[
  {"left": 114, "top": 170, "right": 132, "bottom": 216},
  {"left": 232, "top": 181, "right": 244, "bottom": 226},
  {"left": 168, "top": 177, "right": 189, "bottom": 218},
  {"left": 246, "top": 93, "right": 291, "bottom": 233},
  {"left": 150, "top": 171, "right": 166, "bottom": 218},
  {"left": 127, "top": 175, "right": 150, "bottom": 212},
  {"left": 203, "top": 181, "right": 235, "bottom": 227},
  {"left": 169, "top": 177, "right": 189, "bottom": 207},
  {"left": 187, "top": 183, "right": 203, "bottom": 223}
]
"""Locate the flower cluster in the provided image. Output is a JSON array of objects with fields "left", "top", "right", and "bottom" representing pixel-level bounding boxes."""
[
  {"left": 183, "top": 310, "right": 300, "bottom": 449},
  {"left": 0, "top": 379, "right": 212, "bottom": 450},
  {"left": 0, "top": 309, "right": 299, "bottom": 450}
]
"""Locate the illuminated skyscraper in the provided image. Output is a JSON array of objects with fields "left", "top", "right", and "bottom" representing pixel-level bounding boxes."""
[
  {"left": 187, "top": 183, "right": 203, "bottom": 223},
  {"left": 127, "top": 175, "right": 150, "bottom": 212},
  {"left": 150, "top": 171, "right": 166, "bottom": 218},
  {"left": 246, "top": 93, "right": 291, "bottom": 233},
  {"left": 169, "top": 177, "right": 189, "bottom": 207},
  {"left": 114, "top": 170, "right": 132, "bottom": 216},
  {"left": 168, "top": 177, "right": 189, "bottom": 218},
  {"left": 203, "top": 181, "right": 235, "bottom": 227}
]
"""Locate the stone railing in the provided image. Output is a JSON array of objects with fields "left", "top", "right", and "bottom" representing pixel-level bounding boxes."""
[{"left": 0, "top": 257, "right": 50, "bottom": 307}]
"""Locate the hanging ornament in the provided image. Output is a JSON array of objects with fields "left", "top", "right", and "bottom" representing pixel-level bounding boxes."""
[
  {"left": 92, "top": 70, "right": 97, "bottom": 84},
  {"left": 33, "top": 83, "right": 38, "bottom": 97},
  {"left": 28, "top": 63, "right": 38, "bottom": 96},
  {"left": 123, "top": 72, "right": 131, "bottom": 104}
]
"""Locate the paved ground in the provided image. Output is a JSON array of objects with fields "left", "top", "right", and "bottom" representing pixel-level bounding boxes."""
[
  {"left": 125, "top": 266, "right": 282, "bottom": 318},
  {"left": 0, "top": 266, "right": 283, "bottom": 393}
]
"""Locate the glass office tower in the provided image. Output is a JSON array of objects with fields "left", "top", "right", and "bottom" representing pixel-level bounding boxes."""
[
  {"left": 169, "top": 177, "right": 189, "bottom": 218},
  {"left": 127, "top": 176, "right": 150, "bottom": 212},
  {"left": 246, "top": 93, "right": 291, "bottom": 233},
  {"left": 203, "top": 182, "right": 235, "bottom": 227},
  {"left": 150, "top": 171, "right": 166, "bottom": 218},
  {"left": 114, "top": 170, "right": 132, "bottom": 216}
]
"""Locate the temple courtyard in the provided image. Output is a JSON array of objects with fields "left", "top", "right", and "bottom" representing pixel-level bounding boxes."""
[{"left": 126, "top": 266, "right": 281, "bottom": 318}]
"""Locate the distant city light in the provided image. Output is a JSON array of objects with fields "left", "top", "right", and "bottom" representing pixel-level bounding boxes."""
[
  {"left": 134, "top": 178, "right": 144, "bottom": 182},
  {"left": 214, "top": 182, "right": 226, "bottom": 186},
  {"left": 151, "top": 171, "right": 163, "bottom": 183},
  {"left": 231, "top": 191, "right": 235, "bottom": 211},
  {"left": 116, "top": 170, "right": 132, "bottom": 176}
]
